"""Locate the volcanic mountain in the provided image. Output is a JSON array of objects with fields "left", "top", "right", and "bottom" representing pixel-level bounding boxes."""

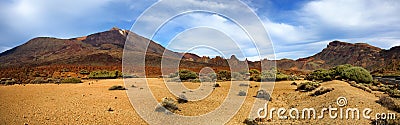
[{"left": 0, "top": 28, "right": 399, "bottom": 81}]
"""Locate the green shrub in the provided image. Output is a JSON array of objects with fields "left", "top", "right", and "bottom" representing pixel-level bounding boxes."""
[
  {"left": 167, "top": 77, "right": 181, "bottom": 82},
  {"left": 249, "top": 69, "right": 260, "bottom": 76},
  {"left": 61, "top": 77, "right": 82, "bottom": 83},
  {"left": 297, "top": 82, "right": 321, "bottom": 92},
  {"left": 217, "top": 70, "right": 231, "bottom": 81},
  {"left": 89, "top": 70, "right": 120, "bottom": 79},
  {"left": 306, "top": 69, "right": 333, "bottom": 81},
  {"left": 243, "top": 118, "right": 258, "bottom": 125},
  {"left": 108, "top": 85, "right": 126, "bottom": 90},
  {"left": 331, "top": 64, "right": 353, "bottom": 77},
  {"left": 178, "top": 69, "right": 197, "bottom": 80},
  {"left": 340, "top": 67, "right": 373, "bottom": 83}
]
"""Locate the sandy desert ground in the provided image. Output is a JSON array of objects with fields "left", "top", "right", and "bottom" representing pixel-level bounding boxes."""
[{"left": 0, "top": 78, "right": 399, "bottom": 124}]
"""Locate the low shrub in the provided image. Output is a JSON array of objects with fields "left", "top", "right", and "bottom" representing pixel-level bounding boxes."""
[
  {"left": 239, "top": 83, "right": 249, "bottom": 87},
  {"left": 291, "top": 82, "right": 297, "bottom": 86},
  {"left": 296, "top": 82, "right": 321, "bottom": 92},
  {"left": 243, "top": 118, "right": 258, "bottom": 125},
  {"left": 190, "top": 79, "right": 201, "bottom": 83},
  {"left": 340, "top": 67, "right": 373, "bottom": 83},
  {"left": 275, "top": 73, "right": 289, "bottom": 81},
  {"left": 213, "top": 83, "right": 221, "bottom": 87},
  {"left": 310, "top": 87, "right": 334, "bottom": 96},
  {"left": 2, "top": 78, "right": 16, "bottom": 85},
  {"left": 255, "top": 90, "right": 271, "bottom": 101},
  {"left": 160, "top": 97, "right": 179, "bottom": 112},
  {"left": 331, "top": 64, "right": 353, "bottom": 78},
  {"left": 61, "top": 77, "right": 82, "bottom": 83},
  {"left": 249, "top": 69, "right": 260, "bottom": 76},
  {"left": 108, "top": 85, "right": 126, "bottom": 90},
  {"left": 388, "top": 89, "right": 400, "bottom": 98},
  {"left": 376, "top": 96, "right": 400, "bottom": 113},
  {"left": 89, "top": 70, "right": 121, "bottom": 79},
  {"left": 306, "top": 69, "right": 333, "bottom": 81},
  {"left": 231, "top": 72, "right": 244, "bottom": 81},
  {"left": 199, "top": 76, "right": 212, "bottom": 82},
  {"left": 217, "top": 70, "right": 231, "bottom": 81},
  {"left": 167, "top": 77, "right": 181, "bottom": 82},
  {"left": 79, "top": 69, "right": 90, "bottom": 74},
  {"left": 238, "top": 90, "right": 247, "bottom": 96},
  {"left": 179, "top": 69, "right": 198, "bottom": 80},
  {"left": 177, "top": 94, "right": 188, "bottom": 103},
  {"left": 371, "top": 119, "right": 400, "bottom": 125}
]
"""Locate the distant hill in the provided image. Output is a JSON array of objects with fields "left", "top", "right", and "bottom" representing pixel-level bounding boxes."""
[
  {"left": 0, "top": 28, "right": 399, "bottom": 82},
  {"left": 274, "top": 41, "right": 400, "bottom": 75}
]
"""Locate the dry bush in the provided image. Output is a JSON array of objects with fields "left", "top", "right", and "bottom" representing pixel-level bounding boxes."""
[
  {"left": 108, "top": 85, "right": 126, "bottom": 90},
  {"left": 238, "top": 90, "right": 247, "bottom": 96},
  {"left": 310, "top": 87, "right": 334, "bottom": 96},
  {"left": 177, "top": 94, "right": 188, "bottom": 103},
  {"left": 243, "top": 118, "right": 258, "bottom": 125},
  {"left": 296, "top": 82, "right": 321, "bottom": 92},
  {"left": 376, "top": 96, "right": 400, "bottom": 113}
]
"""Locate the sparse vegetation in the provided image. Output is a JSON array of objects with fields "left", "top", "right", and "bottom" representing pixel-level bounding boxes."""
[
  {"left": 306, "top": 69, "right": 333, "bottom": 81},
  {"left": 213, "top": 83, "right": 220, "bottom": 87},
  {"left": 296, "top": 82, "right": 321, "bottom": 92},
  {"left": 341, "top": 67, "right": 373, "bottom": 83},
  {"left": 89, "top": 70, "right": 121, "bottom": 79},
  {"left": 1, "top": 78, "right": 16, "bottom": 85},
  {"left": 108, "top": 85, "right": 126, "bottom": 90},
  {"left": 157, "top": 97, "right": 179, "bottom": 112}
]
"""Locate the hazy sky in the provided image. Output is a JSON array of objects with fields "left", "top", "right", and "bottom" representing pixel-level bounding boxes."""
[{"left": 1, "top": 0, "right": 399, "bottom": 60}]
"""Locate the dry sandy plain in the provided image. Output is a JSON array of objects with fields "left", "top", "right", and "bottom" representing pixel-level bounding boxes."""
[{"left": 0, "top": 78, "right": 399, "bottom": 124}]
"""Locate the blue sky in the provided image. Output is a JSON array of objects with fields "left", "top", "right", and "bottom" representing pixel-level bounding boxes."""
[{"left": 1, "top": 0, "right": 399, "bottom": 60}]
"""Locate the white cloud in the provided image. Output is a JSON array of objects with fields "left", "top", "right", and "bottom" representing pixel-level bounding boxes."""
[
  {"left": 132, "top": 0, "right": 275, "bottom": 61},
  {"left": 0, "top": 0, "right": 131, "bottom": 52}
]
